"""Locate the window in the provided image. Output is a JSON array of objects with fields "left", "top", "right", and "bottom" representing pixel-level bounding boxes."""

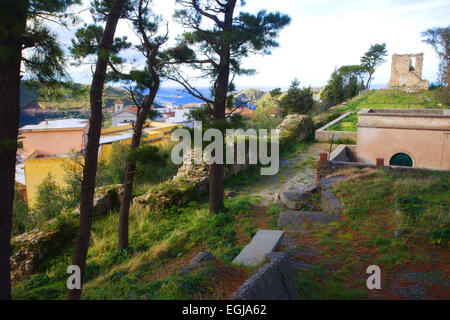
[{"left": 389, "top": 153, "right": 413, "bottom": 167}]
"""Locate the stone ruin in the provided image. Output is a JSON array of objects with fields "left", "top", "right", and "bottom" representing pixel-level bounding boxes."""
[{"left": 388, "top": 53, "right": 429, "bottom": 91}]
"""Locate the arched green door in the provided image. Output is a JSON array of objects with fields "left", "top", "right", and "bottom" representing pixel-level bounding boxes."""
[{"left": 389, "top": 153, "right": 413, "bottom": 167}]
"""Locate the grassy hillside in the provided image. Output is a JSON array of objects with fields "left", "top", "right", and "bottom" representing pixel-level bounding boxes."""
[
  {"left": 325, "top": 89, "right": 448, "bottom": 132},
  {"left": 11, "top": 163, "right": 283, "bottom": 300},
  {"left": 294, "top": 168, "right": 449, "bottom": 299},
  {"left": 334, "top": 89, "right": 447, "bottom": 113}
]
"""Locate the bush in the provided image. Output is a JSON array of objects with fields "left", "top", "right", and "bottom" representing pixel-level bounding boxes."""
[
  {"left": 12, "top": 186, "right": 32, "bottom": 235},
  {"left": 32, "top": 174, "right": 66, "bottom": 225},
  {"left": 248, "top": 111, "right": 282, "bottom": 130}
]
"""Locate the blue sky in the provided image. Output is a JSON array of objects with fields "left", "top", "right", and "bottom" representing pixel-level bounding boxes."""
[{"left": 52, "top": 0, "right": 450, "bottom": 89}]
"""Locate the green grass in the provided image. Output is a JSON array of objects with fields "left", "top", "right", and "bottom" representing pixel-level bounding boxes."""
[
  {"left": 296, "top": 266, "right": 367, "bottom": 300},
  {"left": 335, "top": 89, "right": 447, "bottom": 112},
  {"left": 293, "top": 168, "right": 449, "bottom": 299},
  {"left": 326, "top": 113, "right": 358, "bottom": 132},
  {"left": 12, "top": 194, "right": 278, "bottom": 300},
  {"left": 323, "top": 89, "right": 448, "bottom": 133}
]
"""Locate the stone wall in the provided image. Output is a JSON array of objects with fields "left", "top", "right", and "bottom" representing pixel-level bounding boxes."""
[
  {"left": 133, "top": 149, "right": 250, "bottom": 211},
  {"left": 316, "top": 148, "right": 443, "bottom": 182},
  {"left": 232, "top": 252, "right": 299, "bottom": 300},
  {"left": 135, "top": 116, "right": 314, "bottom": 211},
  {"left": 10, "top": 216, "right": 78, "bottom": 284}
]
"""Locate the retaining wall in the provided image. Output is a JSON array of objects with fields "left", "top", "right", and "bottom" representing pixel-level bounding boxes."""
[{"left": 315, "top": 112, "right": 357, "bottom": 142}]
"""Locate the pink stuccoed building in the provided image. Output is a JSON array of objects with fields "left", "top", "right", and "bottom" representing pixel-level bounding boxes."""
[{"left": 356, "top": 108, "right": 450, "bottom": 170}]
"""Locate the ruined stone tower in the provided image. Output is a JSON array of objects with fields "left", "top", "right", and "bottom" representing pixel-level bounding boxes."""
[{"left": 388, "top": 53, "right": 429, "bottom": 90}]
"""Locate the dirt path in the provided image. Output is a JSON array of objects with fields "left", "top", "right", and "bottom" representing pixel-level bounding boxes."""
[{"left": 239, "top": 143, "right": 333, "bottom": 206}]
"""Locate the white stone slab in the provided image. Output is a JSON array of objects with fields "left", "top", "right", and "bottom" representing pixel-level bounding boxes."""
[{"left": 232, "top": 230, "right": 284, "bottom": 266}]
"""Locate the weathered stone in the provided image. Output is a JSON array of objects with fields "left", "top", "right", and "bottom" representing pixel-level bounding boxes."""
[
  {"left": 10, "top": 217, "right": 77, "bottom": 284},
  {"left": 178, "top": 251, "right": 215, "bottom": 275},
  {"left": 274, "top": 193, "right": 282, "bottom": 206},
  {"left": 232, "top": 252, "right": 299, "bottom": 300},
  {"left": 320, "top": 189, "right": 343, "bottom": 216},
  {"left": 135, "top": 148, "right": 249, "bottom": 211},
  {"left": 232, "top": 230, "right": 284, "bottom": 266},
  {"left": 277, "top": 114, "right": 313, "bottom": 144},
  {"left": 388, "top": 53, "right": 429, "bottom": 91},
  {"left": 74, "top": 184, "right": 123, "bottom": 217},
  {"left": 277, "top": 209, "right": 340, "bottom": 229},
  {"left": 224, "top": 189, "right": 237, "bottom": 199},
  {"left": 279, "top": 191, "right": 309, "bottom": 210},
  {"left": 291, "top": 183, "right": 317, "bottom": 195}
]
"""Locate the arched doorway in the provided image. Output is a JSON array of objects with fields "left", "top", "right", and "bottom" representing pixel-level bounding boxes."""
[{"left": 389, "top": 153, "right": 413, "bottom": 167}]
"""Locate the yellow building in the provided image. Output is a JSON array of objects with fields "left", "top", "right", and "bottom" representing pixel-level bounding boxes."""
[
  {"left": 98, "top": 121, "right": 180, "bottom": 161},
  {"left": 23, "top": 153, "right": 74, "bottom": 206},
  {"left": 21, "top": 120, "right": 181, "bottom": 206}
]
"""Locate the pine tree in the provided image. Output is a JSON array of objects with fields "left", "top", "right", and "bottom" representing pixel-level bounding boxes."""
[
  {"left": 361, "top": 43, "right": 388, "bottom": 89},
  {"left": 104, "top": 0, "right": 169, "bottom": 250},
  {"left": 66, "top": 0, "right": 128, "bottom": 300},
  {"left": 0, "top": 0, "right": 81, "bottom": 300},
  {"left": 165, "top": 0, "right": 290, "bottom": 213}
]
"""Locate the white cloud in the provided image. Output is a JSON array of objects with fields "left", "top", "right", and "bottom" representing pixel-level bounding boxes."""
[{"left": 51, "top": 0, "right": 449, "bottom": 89}]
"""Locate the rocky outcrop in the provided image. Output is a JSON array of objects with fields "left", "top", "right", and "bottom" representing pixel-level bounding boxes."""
[
  {"left": 232, "top": 252, "right": 299, "bottom": 300},
  {"left": 277, "top": 114, "right": 313, "bottom": 145},
  {"left": 134, "top": 149, "right": 249, "bottom": 211},
  {"left": 178, "top": 251, "right": 215, "bottom": 275},
  {"left": 278, "top": 191, "right": 309, "bottom": 210},
  {"left": 10, "top": 216, "right": 77, "bottom": 284},
  {"left": 133, "top": 178, "right": 204, "bottom": 211},
  {"left": 73, "top": 184, "right": 124, "bottom": 217}
]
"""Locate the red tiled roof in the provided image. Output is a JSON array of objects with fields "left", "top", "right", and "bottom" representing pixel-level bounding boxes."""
[
  {"left": 126, "top": 106, "right": 137, "bottom": 113},
  {"left": 115, "top": 99, "right": 123, "bottom": 103},
  {"left": 226, "top": 107, "right": 255, "bottom": 119}
]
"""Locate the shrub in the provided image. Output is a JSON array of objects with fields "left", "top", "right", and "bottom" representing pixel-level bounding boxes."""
[
  {"left": 32, "top": 174, "right": 66, "bottom": 225},
  {"left": 12, "top": 186, "right": 32, "bottom": 235}
]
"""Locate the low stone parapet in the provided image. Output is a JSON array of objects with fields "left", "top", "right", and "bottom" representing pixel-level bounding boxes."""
[{"left": 232, "top": 252, "right": 299, "bottom": 300}]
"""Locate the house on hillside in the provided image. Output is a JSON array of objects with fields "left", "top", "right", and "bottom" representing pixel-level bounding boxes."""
[
  {"left": 111, "top": 99, "right": 137, "bottom": 127},
  {"left": 18, "top": 118, "right": 90, "bottom": 205},
  {"left": 226, "top": 107, "right": 255, "bottom": 119},
  {"left": 18, "top": 116, "right": 181, "bottom": 206}
]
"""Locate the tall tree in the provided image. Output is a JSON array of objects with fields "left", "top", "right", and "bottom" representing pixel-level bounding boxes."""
[
  {"left": 279, "top": 79, "right": 314, "bottom": 116},
  {"left": 107, "top": 0, "right": 169, "bottom": 250},
  {"left": 422, "top": 26, "right": 449, "bottom": 104},
  {"left": 166, "top": 0, "right": 290, "bottom": 213},
  {"left": 338, "top": 65, "right": 365, "bottom": 99},
  {"left": 66, "top": 0, "right": 127, "bottom": 300},
  {"left": 360, "top": 43, "right": 387, "bottom": 89},
  {"left": 0, "top": 0, "right": 81, "bottom": 300}
]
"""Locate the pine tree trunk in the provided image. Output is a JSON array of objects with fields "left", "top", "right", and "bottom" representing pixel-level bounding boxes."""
[
  {"left": 208, "top": 1, "right": 236, "bottom": 214},
  {"left": 0, "top": 1, "right": 27, "bottom": 300},
  {"left": 66, "top": 0, "right": 126, "bottom": 300},
  {"left": 118, "top": 83, "right": 159, "bottom": 250},
  {"left": 366, "top": 73, "right": 372, "bottom": 89}
]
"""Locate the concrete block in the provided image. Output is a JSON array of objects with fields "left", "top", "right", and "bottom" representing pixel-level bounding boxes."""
[
  {"left": 320, "top": 189, "right": 343, "bottom": 216},
  {"left": 279, "top": 191, "right": 309, "bottom": 210},
  {"left": 277, "top": 210, "right": 340, "bottom": 228},
  {"left": 232, "top": 230, "right": 284, "bottom": 267}
]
